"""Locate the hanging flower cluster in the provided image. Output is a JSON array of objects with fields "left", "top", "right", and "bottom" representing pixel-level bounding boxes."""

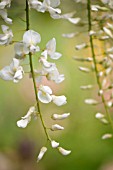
[
  {"left": 65, "top": 0, "right": 113, "bottom": 139},
  {"left": 0, "top": 0, "right": 71, "bottom": 162}
]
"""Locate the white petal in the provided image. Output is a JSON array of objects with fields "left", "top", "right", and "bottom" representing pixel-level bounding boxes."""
[
  {"left": 61, "top": 11, "right": 76, "bottom": 19},
  {"left": 17, "top": 118, "right": 30, "bottom": 128},
  {"left": 52, "top": 113, "right": 70, "bottom": 120},
  {"left": 39, "top": 85, "right": 52, "bottom": 94},
  {"left": 46, "top": 38, "right": 56, "bottom": 56},
  {"left": 0, "top": 66, "right": 13, "bottom": 80},
  {"left": 37, "top": 147, "right": 47, "bottom": 162},
  {"left": 52, "top": 95, "right": 67, "bottom": 106},
  {"left": 10, "top": 58, "right": 20, "bottom": 70},
  {"left": 51, "top": 124, "right": 64, "bottom": 131},
  {"left": 51, "top": 140, "right": 59, "bottom": 148},
  {"left": 58, "top": 147, "right": 71, "bottom": 156},
  {"left": 55, "top": 74, "right": 65, "bottom": 84},
  {"left": 41, "top": 50, "right": 48, "bottom": 60},
  {"left": 22, "top": 106, "right": 35, "bottom": 119},
  {"left": 103, "top": 27, "right": 113, "bottom": 38},
  {"left": 67, "top": 17, "right": 81, "bottom": 24},
  {"left": 4, "top": 17, "right": 12, "bottom": 24},
  {"left": 38, "top": 90, "right": 52, "bottom": 103},
  {"left": 1, "top": 25, "right": 9, "bottom": 33},
  {"left": 23, "top": 30, "right": 41, "bottom": 46},
  {"left": 50, "top": 52, "right": 62, "bottom": 60},
  {"left": 49, "top": 0, "right": 60, "bottom": 7},
  {"left": 40, "top": 57, "right": 52, "bottom": 68},
  {"left": 14, "top": 42, "right": 29, "bottom": 58},
  {"left": 13, "top": 66, "right": 24, "bottom": 82}
]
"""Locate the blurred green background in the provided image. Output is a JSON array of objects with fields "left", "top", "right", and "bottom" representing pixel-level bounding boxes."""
[{"left": 0, "top": 0, "right": 113, "bottom": 170}]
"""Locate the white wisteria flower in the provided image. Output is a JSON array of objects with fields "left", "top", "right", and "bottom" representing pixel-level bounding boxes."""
[
  {"left": 58, "top": 147, "right": 71, "bottom": 156},
  {"left": 23, "top": 30, "right": 41, "bottom": 54},
  {"left": 40, "top": 61, "right": 65, "bottom": 83},
  {"left": 14, "top": 42, "right": 29, "bottom": 59},
  {"left": 43, "top": 38, "right": 62, "bottom": 60},
  {"left": 52, "top": 95, "right": 67, "bottom": 106},
  {"left": 51, "top": 140, "right": 59, "bottom": 148},
  {"left": 39, "top": 56, "right": 54, "bottom": 68},
  {"left": 0, "top": 25, "right": 13, "bottom": 45},
  {"left": 51, "top": 124, "right": 64, "bottom": 131},
  {"left": 0, "top": 9, "right": 12, "bottom": 24},
  {"left": 38, "top": 85, "right": 52, "bottom": 103},
  {"left": 46, "top": 66, "right": 65, "bottom": 83},
  {"left": 0, "top": 58, "right": 24, "bottom": 83},
  {"left": 51, "top": 113, "right": 70, "bottom": 120},
  {"left": 34, "top": 0, "right": 61, "bottom": 18},
  {"left": 17, "top": 106, "right": 35, "bottom": 128},
  {"left": 0, "top": 0, "right": 11, "bottom": 9},
  {"left": 37, "top": 147, "right": 47, "bottom": 162},
  {"left": 95, "top": 113, "right": 104, "bottom": 119},
  {"left": 28, "top": 0, "right": 42, "bottom": 10}
]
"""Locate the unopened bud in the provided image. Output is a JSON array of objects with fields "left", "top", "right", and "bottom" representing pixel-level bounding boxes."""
[{"left": 51, "top": 124, "right": 64, "bottom": 131}]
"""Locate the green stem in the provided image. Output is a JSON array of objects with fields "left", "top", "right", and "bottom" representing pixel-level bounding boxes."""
[
  {"left": 25, "top": 0, "right": 51, "bottom": 141},
  {"left": 87, "top": 0, "right": 113, "bottom": 130}
]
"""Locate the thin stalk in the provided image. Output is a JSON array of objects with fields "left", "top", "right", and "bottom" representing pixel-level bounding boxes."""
[
  {"left": 87, "top": 0, "right": 113, "bottom": 129},
  {"left": 25, "top": 0, "right": 51, "bottom": 141}
]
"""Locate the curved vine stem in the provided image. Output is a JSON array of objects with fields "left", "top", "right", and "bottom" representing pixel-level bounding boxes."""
[
  {"left": 87, "top": 0, "right": 113, "bottom": 130},
  {"left": 25, "top": 0, "right": 51, "bottom": 141}
]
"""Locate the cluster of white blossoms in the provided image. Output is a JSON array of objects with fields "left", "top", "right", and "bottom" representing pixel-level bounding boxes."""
[
  {"left": 0, "top": 0, "right": 71, "bottom": 162},
  {"left": 29, "top": 0, "right": 61, "bottom": 18},
  {"left": 72, "top": 0, "right": 113, "bottom": 140},
  {"left": 0, "top": 0, "right": 12, "bottom": 24},
  {"left": 14, "top": 29, "right": 71, "bottom": 161}
]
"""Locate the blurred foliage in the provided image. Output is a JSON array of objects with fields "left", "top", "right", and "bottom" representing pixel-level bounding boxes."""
[{"left": 0, "top": 0, "right": 113, "bottom": 170}]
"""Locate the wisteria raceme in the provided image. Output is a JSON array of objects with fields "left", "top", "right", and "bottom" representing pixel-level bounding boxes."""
[
  {"left": 72, "top": 0, "right": 113, "bottom": 139},
  {"left": 0, "top": 0, "right": 71, "bottom": 162}
]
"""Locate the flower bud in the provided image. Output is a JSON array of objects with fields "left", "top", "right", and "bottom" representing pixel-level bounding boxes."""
[
  {"left": 37, "top": 147, "right": 47, "bottom": 162},
  {"left": 95, "top": 113, "right": 104, "bottom": 119},
  {"left": 58, "top": 147, "right": 71, "bottom": 156},
  {"left": 84, "top": 99, "right": 98, "bottom": 105},
  {"left": 51, "top": 113, "right": 70, "bottom": 120},
  {"left": 51, "top": 140, "right": 59, "bottom": 148},
  {"left": 102, "top": 134, "right": 112, "bottom": 140},
  {"left": 51, "top": 124, "right": 64, "bottom": 131},
  {"left": 52, "top": 95, "right": 67, "bottom": 106}
]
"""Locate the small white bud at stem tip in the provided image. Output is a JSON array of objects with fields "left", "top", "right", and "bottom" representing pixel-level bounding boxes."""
[
  {"left": 37, "top": 147, "right": 47, "bottom": 162},
  {"left": 58, "top": 147, "right": 71, "bottom": 156}
]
